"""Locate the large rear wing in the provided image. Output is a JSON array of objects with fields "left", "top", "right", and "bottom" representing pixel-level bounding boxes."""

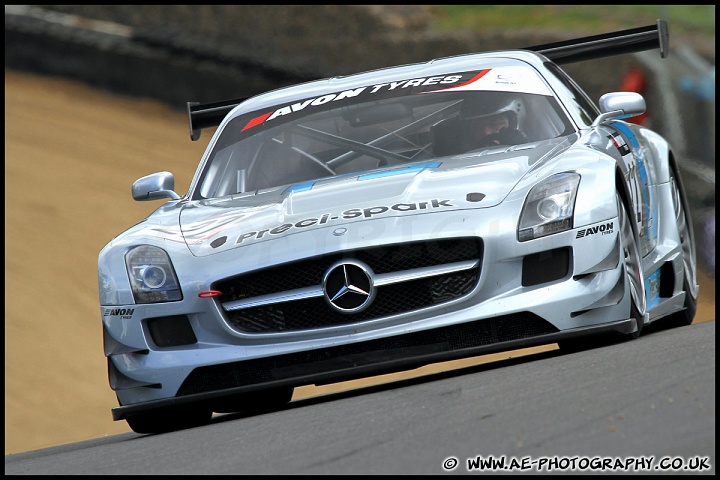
[
  {"left": 187, "top": 97, "right": 248, "bottom": 141},
  {"left": 187, "top": 20, "right": 669, "bottom": 141},
  {"left": 527, "top": 19, "right": 669, "bottom": 64}
]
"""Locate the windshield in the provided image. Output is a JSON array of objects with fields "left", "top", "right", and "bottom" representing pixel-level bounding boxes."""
[{"left": 197, "top": 66, "right": 574, "bottom": 199}]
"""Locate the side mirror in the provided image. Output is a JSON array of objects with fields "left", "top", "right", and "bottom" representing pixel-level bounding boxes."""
[
  {"left": 132, "top": 171, "right": 181, "bottom": 201},
  {"left": 591, "top": 92, "right": 646, "bottom": 126}
]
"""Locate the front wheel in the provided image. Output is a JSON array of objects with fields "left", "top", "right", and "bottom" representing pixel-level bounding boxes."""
[
  {"left": 618, "top": 193, "right": 646, "bottom": 338},
  {"left": 559, "top": 194, "right": 645, "bottom": 352}
]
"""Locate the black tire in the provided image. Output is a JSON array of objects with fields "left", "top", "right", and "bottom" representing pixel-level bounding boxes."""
[
  {"left": 559, "top": 194, "right": 645, "bottom": 352},
  {"left": 212, "top": 386, "right": 294, "bottom": 414},
  {"left": 660, "top": 175, "right": 698, "bottom": 327},
  {"left": 125, "top": 405, "right": 213, "bottom": 434}
]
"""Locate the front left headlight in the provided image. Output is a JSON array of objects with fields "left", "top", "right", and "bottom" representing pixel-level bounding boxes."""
[
  {"left": 518, "top": 172, "right": 580, "bottom": 242},
  {"left": 125, "top": 245, "right": 183, "bottom": 303}
]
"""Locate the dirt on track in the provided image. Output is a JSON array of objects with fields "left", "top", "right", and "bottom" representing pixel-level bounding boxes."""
[{"left": 4, "top": 70, "right": 716, "bottom": 456}]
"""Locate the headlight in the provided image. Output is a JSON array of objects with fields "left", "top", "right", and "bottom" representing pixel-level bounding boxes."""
[
  {"left": 125, "top": 245, "right": 183, "bottom": 303},
  {"left": 518, "top": 172, "right": 580, "bottom": 242}
]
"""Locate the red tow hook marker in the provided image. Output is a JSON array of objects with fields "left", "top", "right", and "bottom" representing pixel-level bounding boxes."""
[{"left": 198, "top": 290, "right": 222, "bottom": 298}]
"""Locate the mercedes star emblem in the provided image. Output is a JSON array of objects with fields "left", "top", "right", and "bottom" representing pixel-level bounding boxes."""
[{"left": 323, "top": 259, "right": 376, "bottom": 313}]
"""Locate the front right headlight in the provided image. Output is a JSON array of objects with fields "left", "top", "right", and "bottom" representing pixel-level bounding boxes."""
[
  {"left": 518, "top": 172, "right": 580, "bottom": 242},
  {"left": 125, "top": 245, "right": 183, "bottom": 303}
]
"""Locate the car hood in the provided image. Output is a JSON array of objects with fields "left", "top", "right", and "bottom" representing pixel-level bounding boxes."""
[{"left": 179, "top": 140, "right": 568, "bottom": 256}]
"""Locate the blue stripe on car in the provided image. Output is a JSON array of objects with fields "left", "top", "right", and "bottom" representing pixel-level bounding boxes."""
[{"left": 285, "top": 161, "right": 442, "bottom": 193}]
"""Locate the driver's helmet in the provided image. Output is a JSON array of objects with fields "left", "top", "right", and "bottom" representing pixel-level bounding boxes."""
[{"left": 459, "top": 93, "right": 525, "bottom": 132}]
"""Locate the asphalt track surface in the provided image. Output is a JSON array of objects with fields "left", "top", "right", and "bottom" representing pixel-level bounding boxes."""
[{"left": 5, "top": 320, "right": 715, "bottom": 475}]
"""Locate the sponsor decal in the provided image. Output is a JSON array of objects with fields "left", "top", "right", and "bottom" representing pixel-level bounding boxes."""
[
  {"left": 608, "top": 132, "right": 632, "bottom": 156},
  {"left": 103, "top": 308, "right": 135, "bottom": 319},
  {"left": 238, "top": 66, "right": 552, "bottom": 133},
  {"left": 645, "top": 269, "right": 662, "bottom": 309},
  {"left": 236, "top": 199, "right": 454, "bottom": 245},
  {"left": 424, "top": 66, "right": 552, "bottom": 96},
  {"left": 575, "top": 222, "right": 614, "bottom": 239},
  {"left": 242, "top": 74, "right": 464, "bottom": 132}
]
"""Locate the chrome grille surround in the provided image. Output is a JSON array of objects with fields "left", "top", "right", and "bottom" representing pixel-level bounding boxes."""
[{"left": 215, "top": 238, "right": 483, "bottom": 333}]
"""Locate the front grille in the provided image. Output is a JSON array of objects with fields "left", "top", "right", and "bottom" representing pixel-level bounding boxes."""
[
  {"left": 214, "top": 237, "right": 483, "bottom": 333},
  {"left": 177, "top": 312, "right": 558, "bottom": 396}
]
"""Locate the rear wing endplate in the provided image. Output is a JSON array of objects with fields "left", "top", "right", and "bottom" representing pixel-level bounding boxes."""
[{"left": 187, "top": 20, "right": 669, "bottom": 141}]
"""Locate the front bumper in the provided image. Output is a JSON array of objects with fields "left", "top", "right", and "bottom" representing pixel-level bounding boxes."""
[
  {"left": 104, "top": 205, "right": 630, "bottom": 418},
  {"left": 111, "top": 313, "right": 634, "bottom": 421}
]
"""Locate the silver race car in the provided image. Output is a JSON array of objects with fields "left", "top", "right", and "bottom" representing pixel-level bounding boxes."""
[{"left": 98, "top": 21, "right": 698, "bottom": 433}]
